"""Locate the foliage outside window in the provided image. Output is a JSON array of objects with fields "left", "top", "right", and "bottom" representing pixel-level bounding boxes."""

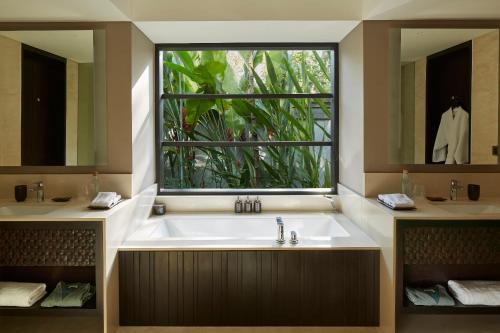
[{"left": 157, "top": 45, "right": 337, "bottom": 193}]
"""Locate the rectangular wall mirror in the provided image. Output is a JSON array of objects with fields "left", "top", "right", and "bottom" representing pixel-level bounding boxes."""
[
  {"left": 0, "top": 29, "right": 107, "bottom": 167},
  {"left": 390, "top": 28, "right": 499, "bottom": 165}
]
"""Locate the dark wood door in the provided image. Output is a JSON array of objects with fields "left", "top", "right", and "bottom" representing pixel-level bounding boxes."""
[
  {"left": 425, "top": 41, "right": 472, "bottom": 164},
  {"left": 119, "top": 250, "right": 380, "bottom": 326},
  {"left": 21, "top": 45, "right": 66, "bottom": 166}
]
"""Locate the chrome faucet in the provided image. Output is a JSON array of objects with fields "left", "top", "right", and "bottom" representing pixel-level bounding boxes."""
[
  {"left": 276, "top": 216, "right": 285, "bottom": 244},
  {"left": 450, "top": 179, "right": 463, "bottom": 201},
  {"left": 30, "top": 181, "right": 45, "bottom": 202}
]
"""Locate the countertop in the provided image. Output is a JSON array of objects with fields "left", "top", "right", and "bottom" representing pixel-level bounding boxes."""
[
  {"left": 368, "top": 197, "right": 500, "bottom": 220},
  {"left": 0, "top": 198, "right": 130, "bottom": 222}
]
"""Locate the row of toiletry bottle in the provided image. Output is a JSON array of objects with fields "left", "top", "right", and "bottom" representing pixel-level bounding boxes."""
[{"left": 235, "top": 196, "right": 262, "bottom": 213}]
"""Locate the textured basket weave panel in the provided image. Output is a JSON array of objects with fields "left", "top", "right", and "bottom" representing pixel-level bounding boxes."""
[
  {"left": 0, "top": 229, "right": 96, "bottom": 266},
  {"left": 404, "top": 227, "right": 500, "bottom": 265}
]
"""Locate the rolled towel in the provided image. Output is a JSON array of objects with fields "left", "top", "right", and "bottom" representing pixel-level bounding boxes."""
[
  {"left": 448, "top": 280, "right": 500, "bottom": 306},
  {"left": 0, "top": 282, "right": 47, "bottom": 307}
]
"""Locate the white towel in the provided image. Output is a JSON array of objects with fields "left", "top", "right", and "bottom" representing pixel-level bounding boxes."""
[
  {"left": 448, "top": 280, "right": 500, "bottom": 306},
  {"left": 377, "top": 193, "right": 415, "bottom": 209},
  {"left": 0, "top": 282, "right": 47, "bottom": 307}
]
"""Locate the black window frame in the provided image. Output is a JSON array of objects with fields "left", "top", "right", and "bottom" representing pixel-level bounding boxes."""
[{"left": 155, "top": 43, "right": 339, "bottom": 195}]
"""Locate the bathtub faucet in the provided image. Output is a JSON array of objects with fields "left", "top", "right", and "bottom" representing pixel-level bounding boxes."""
[{"left": 276, "top": 216, "right": 285, "bottom": 244}]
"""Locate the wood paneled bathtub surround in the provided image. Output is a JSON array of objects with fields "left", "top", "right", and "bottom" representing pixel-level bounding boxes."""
[{"left": 119, "top": 250, "right": 380, "bottom": 327}]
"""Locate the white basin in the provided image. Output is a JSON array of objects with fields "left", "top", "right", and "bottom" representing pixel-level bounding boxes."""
[
  {"left": 0, "top": 203, "right": 63, "bottom": 216},
  {"left": 431, "top": 201, "right": 500, "bottom": 215}
]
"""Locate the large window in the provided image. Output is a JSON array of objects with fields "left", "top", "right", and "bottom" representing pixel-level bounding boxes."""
[{"left": 156, "top": 44, "right": 338, "bottom": 194}]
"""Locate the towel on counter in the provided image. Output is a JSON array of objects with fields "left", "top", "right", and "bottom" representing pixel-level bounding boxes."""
[
  {"left": 448, "top": 280, "right": 500, "bottom": 306},
  {"left": 377, "top": 193, "right": 415, "bottom": 209},
  {"left": 41, "top": 282, "right": 95, "bottom": 308},
  {"left": 405, "top": 285, "right": 455, "bottom": 306},
  {"left": 0, "top": 282, "right": 46, "bottom": 307}
]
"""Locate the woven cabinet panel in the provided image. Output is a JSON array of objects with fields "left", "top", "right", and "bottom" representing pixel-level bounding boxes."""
[
  {"left": 404, "top": 227, "right": 500, "bottom": 265},
  {"left": 0, "top": 229, "right": 96, "bottom": 266}
]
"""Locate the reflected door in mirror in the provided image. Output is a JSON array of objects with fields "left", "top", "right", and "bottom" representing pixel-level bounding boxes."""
[
  {"left": 426, "top": 42, "right": 471, "bottom": 164},
  {"left": 21, "top": 45, "right": 66, "bottom": 166}
]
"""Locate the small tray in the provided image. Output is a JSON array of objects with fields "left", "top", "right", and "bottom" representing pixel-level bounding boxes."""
[
  {"left": 426, "top": 196, "right": 447, "bottom": 202},
  {"left": 377, "top": 199, "right": 416, "bottom": 211}
]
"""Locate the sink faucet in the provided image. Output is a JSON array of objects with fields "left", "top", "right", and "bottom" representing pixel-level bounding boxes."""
[
  {"left": 450, "top": 179, "right": 463, "bottom": 201},
  {"left": 30, "top": 181, "right": 45, "bottom": 202},
  {"left": 276, "top": 216, "right": 285, "bottom": 244}
]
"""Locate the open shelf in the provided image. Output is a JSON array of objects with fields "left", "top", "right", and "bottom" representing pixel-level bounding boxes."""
[
  {"left": 402, "top": 298, "right": 500, "bottom": 315},
  {"left": 0, "top": 294, "right": 97, "bottom": 317}
]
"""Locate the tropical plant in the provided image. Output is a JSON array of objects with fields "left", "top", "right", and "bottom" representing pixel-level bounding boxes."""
[{"left": 160, "top": 49, "right": 333, "bottom": 189}]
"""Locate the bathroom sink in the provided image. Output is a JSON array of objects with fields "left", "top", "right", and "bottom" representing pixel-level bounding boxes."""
[
  {"left": 431, "top": 201, "right": 500, "bottom": 215},
  {"left": 0, "top": 203, "right": 63, "bottom": 216}
]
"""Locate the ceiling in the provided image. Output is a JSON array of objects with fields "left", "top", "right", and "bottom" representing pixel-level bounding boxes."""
[
  {"left": 1, "top": 0, "right": 500, "bottom": 43},
  {"left": 0, "top": 30, "right": 94, "bottom": 63},
  {"left": 137, "top": 21, "right": 360, "bottom": 44},
  {"left": 401, "top": 28, "right": 497, "bottom": 62}
]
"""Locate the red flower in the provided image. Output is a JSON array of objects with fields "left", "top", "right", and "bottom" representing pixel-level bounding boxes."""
[
  {"left": 182, "top": 107, "right": 193, "bottom": 133},
  {"left": 267, "top": 128, "right": 273, "bottom": 140}
]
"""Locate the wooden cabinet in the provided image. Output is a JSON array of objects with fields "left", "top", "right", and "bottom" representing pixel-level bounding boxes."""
[{"left": 119, "top": 250, "right": 379, "bottom": 326}]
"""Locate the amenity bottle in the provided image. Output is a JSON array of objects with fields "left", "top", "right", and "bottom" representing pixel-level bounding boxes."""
[{"left": 401, "top": 169, "right": 411, "bottom": 197}]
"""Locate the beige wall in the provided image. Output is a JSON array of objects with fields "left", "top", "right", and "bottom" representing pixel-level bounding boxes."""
[
  {"left": 66, "top": 59, "right": 79, "bottom": 165},
  {"left": 400, "top": 62, "right": 415, "bottom": 164},
  {"left": 131, "top": 25, "right": 155, "bottom": 195},
  {"left": 388, "top": 28, "right": 401, "bottom": 164},
  {"left": 0, "top": 34, "right": 21, "bottom": 166},
  {"left": 471, "top": 30, "right": 499, "bottom": 164},
  {"left": 339, "top": 23, "right": 365, "bottom": 194},
  {"left": 102, "top": 22, "right": 133, "bottom": 174},
  {"left": 93, "top": 29, "right": 108, "bottom": 167},
  {"left": 414, "top": 58, "right": 426, "bottom": 164},
  {"left": 78, "top": 62, "right": 95, "bottom": 165}
]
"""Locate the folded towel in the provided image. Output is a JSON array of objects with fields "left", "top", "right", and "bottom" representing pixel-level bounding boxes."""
[
  {"left": 0, "top": 282, "right": 46, "bottom": 307},
  {"left": 41, "top": 282, "right": 95, "bottom": 308},
  {"left": 89, "top": 192, "right": 122, "bottom": 209},
  {"left": 448, "top": 280, "right": 500, "bottom": 306},
  {"left": 378, "top": 193, "right": 415, "bottom": 209},
  {"left": 405, "top": 285, "right": 455, "bottom": 306}
]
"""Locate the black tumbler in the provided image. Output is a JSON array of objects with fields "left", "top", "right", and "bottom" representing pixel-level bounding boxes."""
[
  {"left": 15, "top": 185, "right": 27, "bottom": 202},
  {"left": 467, "top": 184, "right": 480, "bottom": 201}
]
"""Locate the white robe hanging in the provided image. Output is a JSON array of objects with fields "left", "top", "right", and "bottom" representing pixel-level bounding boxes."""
[{"left": 432, "top": 107, "right": 469, "bottom": 164}]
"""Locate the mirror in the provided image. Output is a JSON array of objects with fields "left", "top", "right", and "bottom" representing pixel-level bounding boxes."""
[
  {"left": 391, "top": 28, "right": 499, "bottom": 165},
  {"left": 0, "top": 30, "right": 106, "bottom": 166}
]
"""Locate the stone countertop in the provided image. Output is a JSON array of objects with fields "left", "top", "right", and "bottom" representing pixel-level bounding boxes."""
[
  {"left": 368, "top": 197, "right": 500, "bottom": 220},
  {"left": 0, "top": 198, "right": 130, "bottom": 222}
]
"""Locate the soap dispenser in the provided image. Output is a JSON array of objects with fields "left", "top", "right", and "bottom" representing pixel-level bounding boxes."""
[
  {"left": 253, "top": 197, "right": 262, "bottom": 213},
  {"left": 244, "top": 196, "right": 253, "bottom": 213},
  {"left": 234, "top": 196, "right": 243, "bottom": 213}
]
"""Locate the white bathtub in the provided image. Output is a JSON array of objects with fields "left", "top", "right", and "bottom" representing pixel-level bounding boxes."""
[{"left": 123, "top": 213, "right": 378, "bottom": 249}]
